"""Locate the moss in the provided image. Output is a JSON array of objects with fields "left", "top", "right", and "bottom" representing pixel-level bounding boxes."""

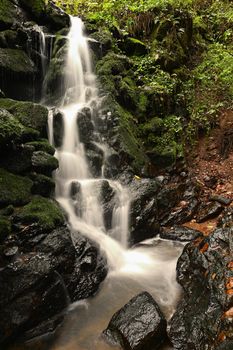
[
  {"left": 26, "top": 140, "right": 55, "bottom": 155},
  {"left": 114, "top": 103, "right": 148, "bottom": 172},
  {"left": 0, "top": 99, "right": 48, "bottom": 135},
  {"left": 0, "top": 108, "right": 28, "bottom": 147},
  {"left": 31, "top": 151, "right": 59, "bottom": 175},
  {"left": 19, "top": 0, "right": 47, "bottom": 17},
  {"left": 0, "top": 0, "right": 18, "bottom": 29},
  {"left": 124, "top": 37, "right": 147, "bottom": 56},
  {"left": 0, "top": 168, "right": 32, "bottom": 207},
  {"left": 31, "top": 174, "right": 55, "bottom": 197},
  {"left": 0, "top": 30, "right": 18, "bottom": 48},
  {"left": 16, "top": 196, "right": 65, "bottom": 231},
  {"left": 0, "top": 48, "right": 36, "bottom": 75},
  {"left": 0, "top": 216, "right": 11, "bottom": 243}
]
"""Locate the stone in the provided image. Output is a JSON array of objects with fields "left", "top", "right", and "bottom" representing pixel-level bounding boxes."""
[
  {"left": 31, "top": 174, "right": 55, "bottom": 197},
  {"left": 210, "top": 195, "right": 232, "bottom": 206},
  {"left": 0, "top": 48, "right": 37, "bottom": 100},
  {"left": 169, "top": 219, "right": 233, "bottom": 349},
  {"left": 129, "top": 178, "right": 161, "bottom": 245},
  {"left": 31, "top": 151, "right": 59, "bottom": 175},
  {"left": 0, "top": 99, "right": 48, "bottom": 136},
  {"left": 0, "top": 168, "right": 32, "bottom": 208},
  {"left": 103, "top": 292, "right": 167, "bottom": 350},
  {"left": 14, "top": 196, "right": 65, "bottom": 232},
  {"left": 160, "top": 225, "right": 203, "bottom": 242},
  {"left": 196, "top": 202, "right": 223, "bottom": 223}
]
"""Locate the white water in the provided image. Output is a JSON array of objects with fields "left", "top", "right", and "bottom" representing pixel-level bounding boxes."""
[{"left": 46, "top": 16, "right": 183, "bottom": 350}]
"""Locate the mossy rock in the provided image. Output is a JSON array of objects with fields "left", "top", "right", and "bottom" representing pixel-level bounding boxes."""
[
  {"left": 16, "top": 196, "right": 65, "bottom": 231},
  {"left": 124, "top": 37, "right": 147, "bottom": 56},
  {"left": 0, "top": 0, "right": 19, "bottom": 30},
  {"left": 89, "top": 29, "right": 113, "bottom": 58},
  {"left": 19, "top": 0, "right": 47, "bottom": 18},
  {"left": 0, "top": 168, "right": 32, "bottom": 208},
  {"left": 0, "top": 48, "right": 36, "bottom": 75},
  {"left": 26, "top": 140, "right": 55, "bottom": 155},
  {"left": 31, "top": 151, "right": 58, "bottom": 175},
  {"left": 0, "top": 108, "right": 30, "bottom": 148},
  {"left": 19, "top": 0, "right": 70, "bottom": 30},
  {"left": 31, "top": 174, "right": 55, "bottom": 197},
  {"left": 0, "top": 144, "right": 34, "bottom": 174},
  {"left": 0, "top": 216, "right": 11, "bottom": 243},
  {"left": 114, "top": 103, "right": 148, "bottom": 172},
  {"left": 0, "top": 99, "right": 48, "bottom": 136},
  {"left": 0, "top": 30, "right": 18, "bottom": 48}
]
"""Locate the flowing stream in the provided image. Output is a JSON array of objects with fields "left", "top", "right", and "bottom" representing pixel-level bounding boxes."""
[{"left": 31, "top": 17, "right": 184, "bottom": 350}]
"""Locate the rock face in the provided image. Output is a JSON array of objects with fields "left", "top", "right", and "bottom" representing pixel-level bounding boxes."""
[
  {"left": 168, "top": 208, "right": 233, "bottom": 349},
  {"left": 103, "top": 292, "right": 167, "bottom": 350}
]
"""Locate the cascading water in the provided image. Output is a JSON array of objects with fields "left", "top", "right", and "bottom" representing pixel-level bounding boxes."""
[{"left": 46, "top": 16, "right": 183, "bottom": 350}]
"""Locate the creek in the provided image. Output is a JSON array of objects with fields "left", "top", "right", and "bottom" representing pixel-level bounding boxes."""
[{"left": 24, "top": 17, "right": 184, "bottom": 350}]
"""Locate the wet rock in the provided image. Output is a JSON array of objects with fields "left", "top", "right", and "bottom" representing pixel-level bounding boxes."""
[
  {"left": 70, "top": 181, "right": 82, "bottom": 201},
  {"left": 52, "top": 109, "right": 64, "bottom": 148},
  {"left": 129, "top": 179, "right": 161, "bottom": 245},
  {"left": 103, "top": 291, "right": 167, "bottom": 350},
  {"left": 210, "top": 195, "right": 232, "bottom": 206},
  {"left": 161, "top": 198, "right": 199, "bottom": 226},
  {"left": 77, "top": 111, "right": 95, "bottom": 145},
  {"left": 86, "top": 147, "right": 103, "bottom": 178},
  {"left": 89, "top": 29, "right": 113, "bottom": 59},
  {"left": 0, "top": 144, "right": 34, "bottom": 174},
  {"left": 99, "top": 180, "right": 116, "bottom": 230},
  {"left": 160, "top": 225, "right": 202, "bottom": 242},
  {"left": 196, "top": 201, "right": 223, "bottom": 223},
  {"left": 0, "top": 216, "right": 11, "bottom": 243},
  {"left": 169, "top": 218, "right": 233, "bottom": 349}
]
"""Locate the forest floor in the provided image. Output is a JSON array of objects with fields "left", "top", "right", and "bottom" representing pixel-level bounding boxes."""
[{"left": 184, "top": 109, "right": 233, "bottom": 235}]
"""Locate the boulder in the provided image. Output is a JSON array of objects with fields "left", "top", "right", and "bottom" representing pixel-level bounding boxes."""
[
  {"left": 196, "top": 201, "right": 223, "bottom": 223},
  {"left": 0, "top": 168, "right": 32, "bottom": 208},
  {"left": 169, "top": 218, "right": 233, "bottom": 349},
  {"left": 13, "top": 196, "right": 65, "bottom": 232},
  {"left": 129, "top": 178, "right": 161, "bottom": 245},
  {"left": 0, "top": 48, "right": 37, "bottom": 100},
  {"left": 31, "top": 174, "right": 55, "bottom": 197},
  {"left": 31, "top": 151, "right": 59, "bottom": 175},
  {"left": 160, "top": 225, "right": 203, "bottom": 242},
  {"left": 103, "top": 292, "right": 167, "bottom": 350},
  {"left": 77, "top": 110, "right": 95, "bottom": 145},
  {"left": 0, "top": 99, "right": 48, "bottom": 136}
]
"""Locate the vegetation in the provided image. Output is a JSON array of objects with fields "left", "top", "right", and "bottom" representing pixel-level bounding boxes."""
[{"left": 54, "top": 0, "right": 233, "bottom": 167}]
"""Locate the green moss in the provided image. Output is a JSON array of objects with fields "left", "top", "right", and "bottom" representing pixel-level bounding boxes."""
[
  {"left": 0, "top": 216, "right": 11, "bottom": 243},
  {"left": 0, "top": 168, "right": 32, "bottom": 207},
  {"left": 17, "top": 196, "right": 65, "bottom": 231},
  {"left": 26, "top": 140, "right": 55, "bottom": 155},
  {"left": 0, "top": 0, "right": 18, "bottom": 29},
  {"left": 0, "top": 48, "right": 36, "bottom": 74},
  {"left": 0, "top": 99, "right": 48, "bottom": 135},
  {"left": 31, "top": 174, "right": 55, "bottom": 197},
  {"left": 0, "top": 108, "right": 28, "bottom": 147},
  {"left": 114, "top": 102, "right": 148, "bottom": 172},
  {"left": 31, "top": 151, "right": 59, "bottom": 175}
]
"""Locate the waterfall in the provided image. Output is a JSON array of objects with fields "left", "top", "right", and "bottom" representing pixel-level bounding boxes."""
[{"left": 46, "top": 17, "right": 183, "bottom": 348}]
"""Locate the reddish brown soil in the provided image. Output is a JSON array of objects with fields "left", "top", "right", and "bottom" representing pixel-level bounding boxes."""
[{"left": 184, "top": 109, "right": 233, "bottom": 235}]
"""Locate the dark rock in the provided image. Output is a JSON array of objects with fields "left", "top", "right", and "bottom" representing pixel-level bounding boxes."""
[
  {"left": 0, "top": 144, "right": 34, "bottom": 174},
  {"left": 210, "top": 195, "right": 232, "bottom": 206},
  {"left": 51, "top": 108, "right": 64, "bottom": 148},
  {"left": 161, "top": 198, "right": 199, "bottom": 226},
  {"left": 103, "top": 292, "right": 167, "bottom": 350},
  {"left": 169, "top": 219, "right": 233, "bottom": 349},
  {"left": 0, "top": 216, "right": 11, "bottom": 243},
  {"left": 89, "top": 29, "right": 112, "bottom": 59},
  {"left": 160, "top": 225, "right": 203, "bottom": 242},
  {"left": 77, "top": 110, "right": 95, "bottom": 145},
  {"left": 0, "top": 48, "right": 38, "bottom": 101},
  {"left": 86, "top": 148, "right": 103, "bottom": 178},
  {"left": 124, "top": 37, "right": 147, "bottom": 56},
  {"left": 196, "top": 202, "right": 223, "bottom": 223},
  {"left": 129, "top": 179, "right": 161, "bottom": 245},
  {"left": 3, "top": 245, "right": 18, "bottom": 257}
]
